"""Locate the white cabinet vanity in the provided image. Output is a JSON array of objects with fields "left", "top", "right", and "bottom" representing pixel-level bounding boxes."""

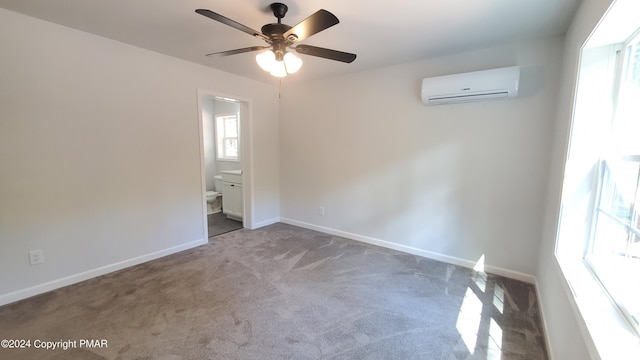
[{"left": 221, "top": 170, "right": 243, "bottom": 221}]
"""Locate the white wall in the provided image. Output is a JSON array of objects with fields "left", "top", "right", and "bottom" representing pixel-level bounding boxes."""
[
  {"left": 0, "top": 8, "right": 280, "bottom": 304},
  {"left": 279, "top": 36, "right": 564, "bottom": 278},
  {"left": 536, "top": 0, "right": 616, "bottom": 359}
]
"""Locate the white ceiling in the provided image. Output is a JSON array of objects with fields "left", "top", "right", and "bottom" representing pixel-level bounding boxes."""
[{"left": 0, "top": 0, "right": 581, "bottom": 84}]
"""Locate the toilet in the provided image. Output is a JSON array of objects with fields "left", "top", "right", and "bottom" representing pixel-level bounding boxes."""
[{"left": 206, "top": 175, "right": 224, "bottom": 215}]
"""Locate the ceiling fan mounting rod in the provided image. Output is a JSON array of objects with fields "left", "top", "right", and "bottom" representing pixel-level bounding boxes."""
[{"left": 270, "top": 2, "right": 288, "bottom": 24}]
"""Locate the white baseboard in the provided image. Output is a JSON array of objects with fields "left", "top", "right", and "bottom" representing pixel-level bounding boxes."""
[
  {"left": 534, "top": 278, "right": 555, "bottom": 360},
  {"left": 280, "top": 217, "right": 536, "bottom": 284},
  {"left": 1, "top": 218, "right": 537, "bottom": 305},
  {"left": 0, "top": 238, "right": 207, "bottom": 307},
  {"left": 249, "top": 217, "right": 281, "bottom": 230}
]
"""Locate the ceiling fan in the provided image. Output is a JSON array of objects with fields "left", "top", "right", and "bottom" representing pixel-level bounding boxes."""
[{"left": 195, "top": 3, "right": 357, "bottom": 77}]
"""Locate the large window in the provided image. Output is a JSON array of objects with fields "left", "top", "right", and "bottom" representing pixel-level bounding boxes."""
[
  {"left": 586, "top": 30, "right": 640, "bottom": 334},
  {"left": 215, "top": 114, "right": 239, "bottom": 161},
  {"left": 555, "top": 2, "right": 640, "bottom": 357}
]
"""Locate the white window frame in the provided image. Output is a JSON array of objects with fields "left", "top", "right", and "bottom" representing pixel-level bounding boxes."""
[
  {"left": 215, "top": 113, "right": 239, "bottom": 162},
  {"left": 554, "top": 2, "right": 640, "bottom": 358},
  {"left": 585, "top": 29, "right": 640, "bottom": 336}
]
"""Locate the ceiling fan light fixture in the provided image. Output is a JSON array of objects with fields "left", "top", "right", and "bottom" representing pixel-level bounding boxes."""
[
  {"left": 269, "top": 60, "right": 288, "bottom": 77},
  {"left": 256, "top": 50, "right": 276, "bottom": 72},
  {"left": 257, "top": 50, "right": 302, "bottom": 77},
  {"left": 283, "top": 52, "right": 302, "bottom": 74}
]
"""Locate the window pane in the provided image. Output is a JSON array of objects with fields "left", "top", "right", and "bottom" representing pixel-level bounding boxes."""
[
  {"left": 592, "top": 212, "right": 632, "bottom": 256},
  {"left": 225, "top": 117, "right": 238, "bottom": 137},
  {"left": 591, "top": 160, "right": 640, "bottom": 330},
  {"left": 215, "top": 115, "right": 239, "bottom": 160},
  {"left": 587, "top": 31, "right": 640, "bottom": 332},
  {"left": 223, "top": 138, "right": 238, "bottom": 158},
  {"left": 599, "top": 160, "right": 639, "bottom": 223},
  {"left": 612, "top": 39, "right": 640, "bottom": 155},
  {"left": 628, "top": 38, "right": 640, "bottom": 87}
]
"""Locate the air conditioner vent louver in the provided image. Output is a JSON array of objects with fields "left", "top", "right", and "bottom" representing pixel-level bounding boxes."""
[{"left": 421, "top": 66, "right": 520, "bottom": 105}]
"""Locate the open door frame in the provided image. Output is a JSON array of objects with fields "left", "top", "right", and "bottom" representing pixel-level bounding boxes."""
[{"left": 196, "top": 88, "right": 253, "bottom": 238}]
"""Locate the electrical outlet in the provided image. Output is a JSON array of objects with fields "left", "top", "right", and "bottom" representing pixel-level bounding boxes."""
[
  {"left": 28, "top": 249, "right": 44, "bottom": 266},
  {"left": 319, "top": 206, "right": 325, "bottom": 216}
]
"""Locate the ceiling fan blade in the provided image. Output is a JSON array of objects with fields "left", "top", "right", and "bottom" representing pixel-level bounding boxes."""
[
  {"left": 195, "top": 9, "right": 269, "bottom": 42},
  {"left": 294, "top": 44, "right": 356, "bottom": 63},
  {"left": 206, "top": 46, "right": 269, "bottom": 57},
  {"left": 283, "top": 9, "right": 339, "bottom": 42}
]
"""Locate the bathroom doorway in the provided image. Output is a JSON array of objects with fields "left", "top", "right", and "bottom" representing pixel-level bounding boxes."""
[{"left": 197, "top": 90, "right": 248, "bottom": 238}]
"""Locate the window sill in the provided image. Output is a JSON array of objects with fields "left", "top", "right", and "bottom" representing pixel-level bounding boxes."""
[{"left": 555, "top": 256, "right": 640, "bottom": 359}]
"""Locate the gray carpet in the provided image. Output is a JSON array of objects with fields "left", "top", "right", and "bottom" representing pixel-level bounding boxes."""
[{"left": 0, "top": 223, "right": 547, "bottom": 359}]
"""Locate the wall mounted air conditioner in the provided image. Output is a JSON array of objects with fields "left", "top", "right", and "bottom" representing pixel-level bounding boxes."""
[{"left": 421, "top": 66, "right": 520, "bottom": 105}]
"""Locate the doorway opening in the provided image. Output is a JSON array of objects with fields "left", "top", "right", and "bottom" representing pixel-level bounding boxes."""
[{"left": 197, "top": 90, "right": 250, "bottom": 238}]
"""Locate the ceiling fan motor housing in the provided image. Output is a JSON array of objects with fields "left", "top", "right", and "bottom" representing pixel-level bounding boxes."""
[
  {"left": 261, "top": 22, "right": 292, "bottom": 60},
  {"left": 260, "top": 23, "right": 291, "bottom": 37}
]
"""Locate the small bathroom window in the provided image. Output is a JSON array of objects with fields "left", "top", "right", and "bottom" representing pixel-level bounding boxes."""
[{"left": 215, "top": 114, "right": 239, "bottom": 161}]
